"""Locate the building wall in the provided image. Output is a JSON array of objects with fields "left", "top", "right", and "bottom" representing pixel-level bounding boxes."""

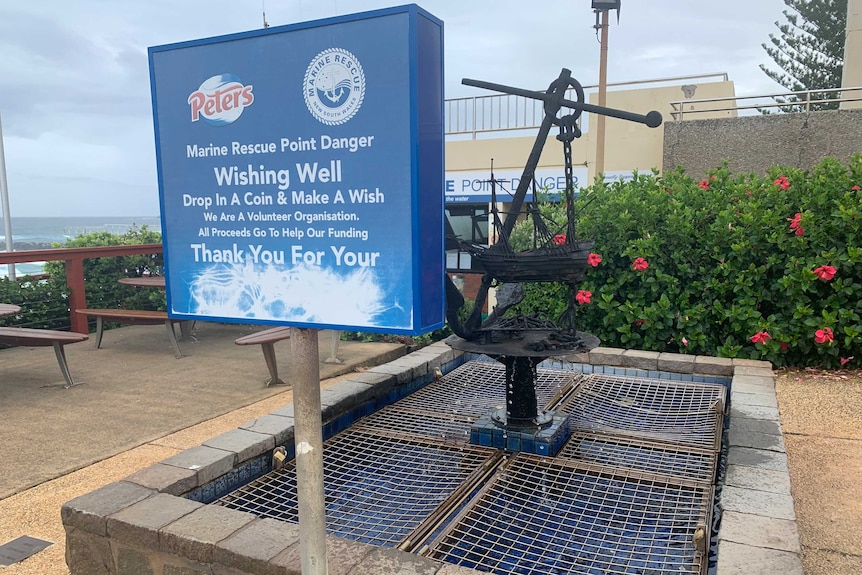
[
  {"left": 662, "top": 109, "right": 862, "bottom": 178},
  {"left": 593, "top": 81, "right": 736, "bottom": 180}
]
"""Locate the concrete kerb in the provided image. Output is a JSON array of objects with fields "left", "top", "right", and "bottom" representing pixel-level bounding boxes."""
[
  {"left": 721, "top": 359, "right": 804, "bottom": 575},
  {"left": 61, "top": 347, "right": 804, "bottom": 575}
]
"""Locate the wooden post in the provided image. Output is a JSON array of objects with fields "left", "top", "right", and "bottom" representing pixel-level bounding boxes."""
[{"left": 66, "top": 258, "right": 88, "bottom": 334}]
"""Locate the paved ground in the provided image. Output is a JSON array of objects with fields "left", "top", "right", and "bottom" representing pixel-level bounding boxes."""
[
  {"left": 774, "top": 370, "right": 862, "bottom": 575},
  {"left": 0, "top": 380, "right": 351, "bottom": 575}
]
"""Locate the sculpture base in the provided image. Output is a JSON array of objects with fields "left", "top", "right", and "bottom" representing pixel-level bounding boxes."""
[
  {"left": 470, "top": 409, "right": 571, "bottom": 457},
  {"left": 445, "top": 330, "right": 599, "bottom": 357}
]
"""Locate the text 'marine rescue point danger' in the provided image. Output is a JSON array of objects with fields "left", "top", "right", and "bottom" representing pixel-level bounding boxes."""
[{"left": 148, "top": 5, "right": 445, "bottom": 335}]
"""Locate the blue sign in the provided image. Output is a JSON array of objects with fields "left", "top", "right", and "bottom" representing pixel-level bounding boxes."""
[{"left": 148, "top": 5, "right": 445, "bottom": 335}]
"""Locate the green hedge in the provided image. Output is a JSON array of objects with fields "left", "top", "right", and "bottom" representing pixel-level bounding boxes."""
[
  {"left": 0, "top": 275, "right": 68, "bottom": 330},
  {"left": 510, "top": 155, "right": 862, "bottom": 368}
]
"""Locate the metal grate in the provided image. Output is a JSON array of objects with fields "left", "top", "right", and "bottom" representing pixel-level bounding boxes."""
[
  {"left": 354, "top": 405, "right": 474, "bottom": 444},
  {"left": 424, "top": 454, "right": 712, "bottom": 575},
  {"left": 558, "top": 431, "right": 717, "bottom": 485},
  {"left": 396, "top": 360, "right": 582, "bottom": 418},
  {"left": 215, "top": 429, "right": 496, "bottom": 547},
  {"left": 559, "top": 374, "right": 726, "bottom": 450}
]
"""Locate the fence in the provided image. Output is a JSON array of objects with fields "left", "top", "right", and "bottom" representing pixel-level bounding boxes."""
[
  {"left": 669, "top": 86, "right": 862, "bottom": 120},
  {"left": 0, "top": 244, "right": 163, "bottom": 333}
]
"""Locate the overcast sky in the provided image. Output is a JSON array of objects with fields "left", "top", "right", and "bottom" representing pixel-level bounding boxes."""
[{"left": 0, "top": 0, "right": 788, "bottom": 217}]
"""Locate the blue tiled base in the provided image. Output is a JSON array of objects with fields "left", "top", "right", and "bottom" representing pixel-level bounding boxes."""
[
  {"left": 470, "top": 410, "right": 571, "bottom": 457},
  {"left": 187, "top": 452, "right": 272, "bottom": 503}
]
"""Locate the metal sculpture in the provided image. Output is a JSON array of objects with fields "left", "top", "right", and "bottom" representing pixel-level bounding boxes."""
[{"left": 445, "top": 68, "right": 662, "bottom": 432}]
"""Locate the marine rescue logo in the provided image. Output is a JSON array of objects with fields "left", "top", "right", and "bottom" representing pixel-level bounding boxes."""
[
  {"left": 303, "top": 48, "right": 365, "bottom": 126},
  {"left": 188, "top": 74, "right": 254, "bottom": 126}
]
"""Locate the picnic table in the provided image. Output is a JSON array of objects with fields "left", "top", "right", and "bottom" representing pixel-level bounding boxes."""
[
  {"left": 0, "top": 303, "right": 21, "bottom": 317},
  {"left": 0, "top": 303, "right": 88, "bottom": 388},
  {"left": 117, "top": 276, "right": 165, "bottom": 289},
  {"left": 76, "top": 276, "right": 187, "bottom": 358},
  {"left": 118, "top": 276, "right": 194, "bottom": 342}
]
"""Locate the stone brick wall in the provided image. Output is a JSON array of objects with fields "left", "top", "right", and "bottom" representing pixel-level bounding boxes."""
[{"left": 663, "top": 109, "right": 862, "bottom": 178}]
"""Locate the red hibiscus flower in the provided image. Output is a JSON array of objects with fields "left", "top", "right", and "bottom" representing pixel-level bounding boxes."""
[
  {"left": 634, "top": 319, "right": 646, "bottom": 327},
  {"left": 750, "top": 331, "right": 771, "bottom": 344},
  {"left": 813, "top": 265, "right": 837, "bottom": 281},
  {"left": 774, "top": 176, "right": 790, "bottom": 190},
  {"left": 795, "top": 227, "right": 805, "bottom": 236},
  {"left": 575, "top": 289, "right": 592, "bottom": 305},
  {"left": 852, "top": 185, "right": 860, "bottom": 191},
  {"left": 681, "top": 337, "right": 689, "bottom": 347},
  {"left": 780, "top": 342, "right": 788, "bottom": 351},
  {"left": 814, "top": 327, "right": 834, "bottom": 344},
  {"left": 587, "top": 253, "right": 602, "bottom": 267},
  {"left": 632, "top": 257, "right": 649, "bottom": 271},
  {"left": 553, "top": 234, "right": 566, "bottom": 245},
  {"left": 698, "top": 180, "right": 710, "bottom": 190},
  {"left": 840, "top": 357, "right": 854, "bottom": 366},
  {"left": 788, "top": 212, "right": 802, "bottom": 230}
]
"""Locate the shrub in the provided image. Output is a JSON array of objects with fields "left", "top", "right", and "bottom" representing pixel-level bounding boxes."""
[
  {"left": 507, "top": 155, "right": 862, "bottom": 368},
  {"left": 0, "top": 275, "right": 68, "bottom": 330}
]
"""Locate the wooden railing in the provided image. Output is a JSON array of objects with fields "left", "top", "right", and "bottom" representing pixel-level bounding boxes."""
[{"left": 0, "top": 243, "right": 163, "bottom": 334}]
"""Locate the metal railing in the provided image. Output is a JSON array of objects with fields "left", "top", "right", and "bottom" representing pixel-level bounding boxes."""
[
  {"left": 446, "top": 72, "right": 729, "bottom": 138},
  {"left": 669, "top": 86, "right": 862, "bottom": 120}
]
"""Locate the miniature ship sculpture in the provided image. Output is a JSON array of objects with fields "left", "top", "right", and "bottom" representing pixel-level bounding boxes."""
[{"left": 445, "top": 69, "right": 662, "bottom": 433}]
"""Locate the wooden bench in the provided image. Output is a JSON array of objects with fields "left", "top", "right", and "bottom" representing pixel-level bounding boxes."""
[
  {"left": 235, "top": 327, "right": 293, "bottom": 386},
  {"left": 235, "top": 328, "right": 344, "bottom": 386},
  {"left": 75, "top": 309, "right": 184, "bottom": 358},
  {"left": 0, "top": 327, "right": 89, "bottom": 388}
]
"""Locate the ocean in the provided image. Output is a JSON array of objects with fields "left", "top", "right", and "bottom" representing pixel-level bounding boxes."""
[{"left": 1, "top": 216, "right": 162, "bottom": 277}]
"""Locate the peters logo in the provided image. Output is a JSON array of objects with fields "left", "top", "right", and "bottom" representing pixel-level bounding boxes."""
[
  {"left": 188, "top": 74, "right": 254, "bottom": 126},
  {"left": 303, "top": 48, "right": 365, "bottom": 126}
]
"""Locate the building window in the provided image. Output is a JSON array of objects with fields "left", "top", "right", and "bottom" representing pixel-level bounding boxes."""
[{"left": 445, "top": 204, "right": 489, "bottom": 271}]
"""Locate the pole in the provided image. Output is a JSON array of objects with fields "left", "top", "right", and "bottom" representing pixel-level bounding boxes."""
[
  {"left": 841, "top": 0, "right": 862, "bottom": 109},
  {"left": 291, "top": 327, "right": 328, "bottom": 575},
  {"left": 595, "top": 9, "right": 609, "bottom": 178},
  {"left": 0, "top": 113, "right": 15, "bottom": 280}
]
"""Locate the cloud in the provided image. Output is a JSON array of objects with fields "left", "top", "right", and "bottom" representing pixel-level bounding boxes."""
[{"left": 0, "top": 0, "right": 792, "bottom": 216}]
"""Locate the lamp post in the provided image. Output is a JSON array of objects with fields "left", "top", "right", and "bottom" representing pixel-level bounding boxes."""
[
  {"left": 591, "top": 0, "right": 620, "bottom": 178},
  {"left": 0, "top": 113, "right": 15, "bottom": 280}
]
